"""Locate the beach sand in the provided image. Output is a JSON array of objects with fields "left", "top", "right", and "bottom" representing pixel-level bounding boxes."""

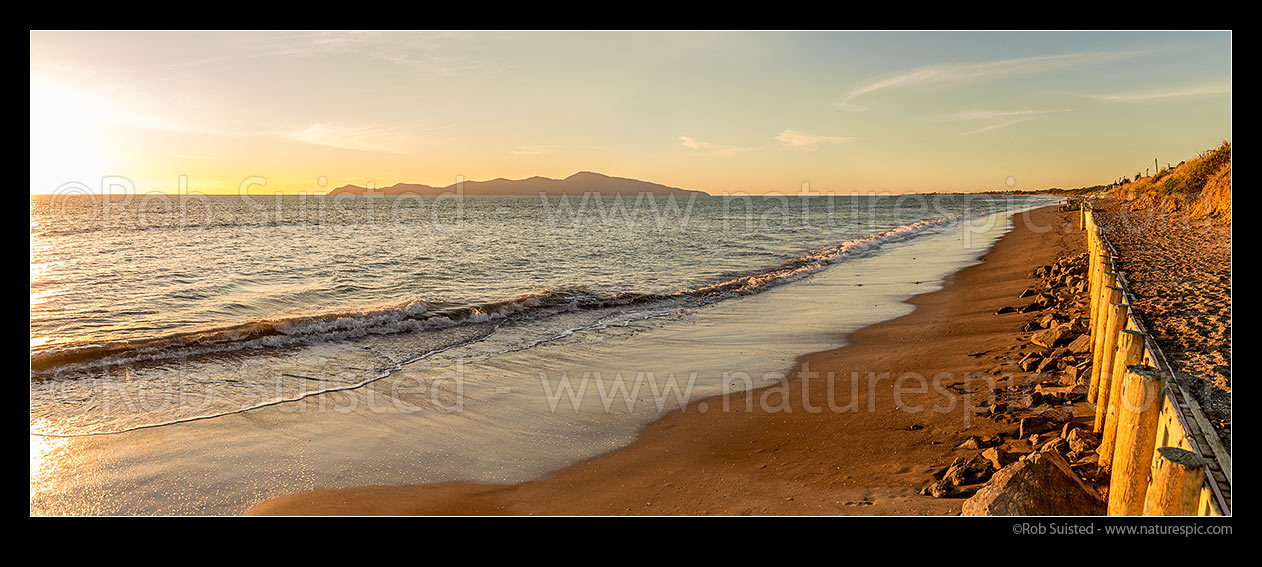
[
  {"left": 1091, "top": 198, "right": 1231, "bottom": 453},
  {"left": 247, "top": 205, "right": 1082, "bottom": 516}
]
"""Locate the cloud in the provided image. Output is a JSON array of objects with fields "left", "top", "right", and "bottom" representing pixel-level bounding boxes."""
[
  {"left": 935, "top": 108, "right": 1070, "bottom": 136},
  {"left": 509, "top": 145, "right": 559, "bottom": 155},
  {"left": 287, "top": 123, "right": 414, "bottom": 153},
  {"left": 508, "top": 144, "right": 607, "bottom": 156},
  {"left": 679, "top": 136, "right": 711, "bottom": 150},
  {"left": 678, "top": 136, "right": 757, "bottom": 158},
  {"left": 1086, "top": 81, "right": 1230, "bottom": 103},
  {"left": 774, "top": 129, "right": 854, "bottom": 149},
  {"left": 837, "top": 50, "right": 1146, "bottom": 111}
]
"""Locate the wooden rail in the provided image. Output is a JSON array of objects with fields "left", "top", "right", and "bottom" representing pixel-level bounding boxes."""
[{"left": 1078, "top": 200, "right": 1230, "bottom": 516}]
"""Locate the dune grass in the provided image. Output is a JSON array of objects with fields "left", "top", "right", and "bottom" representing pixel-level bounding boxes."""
[{"left": 1111, "top": 141, "right": 1231, "bottom": 223}]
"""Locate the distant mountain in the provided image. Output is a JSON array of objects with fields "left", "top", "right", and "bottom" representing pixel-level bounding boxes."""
[{"left": 328, "top": 171, "right": 709, "bottom": 196}]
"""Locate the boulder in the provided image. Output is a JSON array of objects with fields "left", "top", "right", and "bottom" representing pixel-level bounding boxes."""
[
  {"left": 1064, "top": 363, "right": 1090, "bottom": 385},
  {"left": 981, "top": 446, "right": 1016, "bottom": 469},
  {"left": 961, "top": 451, "right": 1106, "bottom": 516},
  {"left": 1018, "top": 406, "right": 1074, "bottom": 438},
  {"left": 1035, "top": 383, "right": 1087, "bottom": 404},
  {"left": 1018, "top": 302, "right": 1044, "bottom": 313},
  {"left": 1066, "top": 428, "right": 1100, "bottom": 453},
  {"left": 943, "top": 454, "right": 996, "bottom": 486},
  {"left": 1035, "top": 348, "right": 1068, "bottom": 373},
  {"left": 1031, "top": 326, "right": 1071, "bottom": 348},
  {"left": 1040, "top": 437, "right": 1069, "bottom": 454},
  {"left": 921, "top": 478, "right": 959, "bottom": 498},
  {"left": 956, "top": 436, "right": 982, "bottom": 450},
  {"left": 1060, "top": 422, "right": 1092, "bottom": 438},
  {"left": 1066, "top": 334, "right": 1092, "bottom": 354},
  {"left": 1009, "top": 391, "right": 1042, "bottom": 410}
]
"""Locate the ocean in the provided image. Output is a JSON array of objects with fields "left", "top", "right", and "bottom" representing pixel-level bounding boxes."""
[{"left": 30, "top": 192, "right": 1057, "bottom": 514}]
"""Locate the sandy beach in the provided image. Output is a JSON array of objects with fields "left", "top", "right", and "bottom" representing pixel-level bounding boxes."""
[
  {"left": 247, "top": 205, "right": 1084, "bottom": 516},
  {"left": 1091, "top": 198, "right": 1231, "bottom": 452}
]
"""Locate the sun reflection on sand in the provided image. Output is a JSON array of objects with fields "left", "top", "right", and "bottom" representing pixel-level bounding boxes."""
[{"left": 30, "top": 419, "right": 73, "bottom": 501}]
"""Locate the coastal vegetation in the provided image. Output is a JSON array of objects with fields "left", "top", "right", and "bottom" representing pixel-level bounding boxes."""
[{"left": 1111, "top": 141, "right": 1232, "bottom": 222}]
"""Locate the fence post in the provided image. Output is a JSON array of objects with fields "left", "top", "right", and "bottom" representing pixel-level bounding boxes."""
[
  {"left": 1093, "top": 300, "right": 1129, "bottom": 431},
  {"left": 1107, "top": 365, "right": 1168, "bottom": 516},
  {"left": 1088, "top": 274, "right": 1120, "bottom": 404},
  {"left": 1143, "top": 447, "right": 1207, "bottom": 516},
  {"left": 1098, "top": 330, "right": 1147, "bottom": 474}
]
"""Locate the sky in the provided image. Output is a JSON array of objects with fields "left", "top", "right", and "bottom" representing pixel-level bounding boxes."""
[{"left": 29, "top": 30, "right": 1231, "bottom": 195}]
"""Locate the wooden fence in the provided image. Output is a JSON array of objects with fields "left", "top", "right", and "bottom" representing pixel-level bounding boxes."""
[{"left": 1078, "top": 201, "right": 1230, "bottom": 516}]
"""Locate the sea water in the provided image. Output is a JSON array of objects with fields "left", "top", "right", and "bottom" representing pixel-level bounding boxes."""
[{"left": 30, "top": 192, "right": 1056, "bottom": 514}]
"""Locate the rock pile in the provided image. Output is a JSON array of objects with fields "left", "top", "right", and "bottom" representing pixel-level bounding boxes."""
[{"left": 921, "top": 251, "right": 1111, "bottom": 514}]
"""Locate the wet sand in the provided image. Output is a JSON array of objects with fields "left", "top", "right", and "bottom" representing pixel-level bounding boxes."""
[{"left": 247, "top": 205, "right": 1079, "bottom": 516}]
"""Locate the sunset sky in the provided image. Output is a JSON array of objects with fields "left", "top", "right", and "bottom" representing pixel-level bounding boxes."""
[{"left": 30, "top": 30, "right": 1231, "bottom": 195}]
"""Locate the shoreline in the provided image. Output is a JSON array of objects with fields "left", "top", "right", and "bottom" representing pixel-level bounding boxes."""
[{"left": 246, "top": 205, "right": 1082, "bottom": 516}]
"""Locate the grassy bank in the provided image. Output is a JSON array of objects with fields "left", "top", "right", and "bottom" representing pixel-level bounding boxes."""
[{"left": 1111, "top": 141, "right": 1232, "bottom": 223}]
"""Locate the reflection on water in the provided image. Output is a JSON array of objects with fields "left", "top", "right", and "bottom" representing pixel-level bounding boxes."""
[{"left": 29, "top": 210, "right": 1027, "bottom": 515}]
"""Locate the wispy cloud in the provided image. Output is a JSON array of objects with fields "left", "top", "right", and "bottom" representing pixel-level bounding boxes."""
[
  {"left": 838, "top": 50, "right": 1146, "bottom": 111},
  {"left": 509, "top": 145, "right": 558, "bottom": 156},
  {"left": 1086, "top": 81, "right": 1230, "bottom": 103},
  {"left": 678, "top": 136, "right": 757, "bottom": 158},
  {"left": 508, "top": 144, "right": 607, "bottom": 156},
  {"left": 287, "top": 123, "right": 415, "bottom": 153},
  {"left": 774, "top": 129, "right": 854, "bottom": 150},
  {"left": 936, "top": 108, "right": 1070, "bottom": 136}
]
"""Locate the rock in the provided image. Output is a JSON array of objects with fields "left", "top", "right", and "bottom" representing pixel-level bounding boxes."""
[
  {"left": 1030, "top": 326, "right": 1071, "bottom": 348},
  {"left": 1070, "top": 452, "right": 1099, "bottom": 467},
  {"left": 956, "top": 436, "right": 982, "bottom": 450},
  {"left": 1035, "top": 384, "right": 1087, "bottom": 404},
  {"left": 1060, "top": 422, "right": 1092, "bottom": 438},
  {"left": 1040, "top": 437, "right": 1068, "bottom": 454},
  {"left": 1066, "top": 334, "right": 1092, "bottom": 354},
  {"left": 921, "top": 478, "right": 959, "bottom": 498},
  {"left": 1019, "top": 288, "right": 1039, "bottom": 298},
  {"left": 943, "top": 454, "right": 996, "bottom": 486},
  {"left": 981, "top": 447, "right": 1016, "bottom": 469},
  {"left": 1066, "top": 428, "right": 1100, "bottom": 453},
  {"left": 1018, "top": 406, "right": 1073, "bottom": 438},
  {"left": 1019, "top": 353, "right": 1042, "bottom": 372},
  {"left": 996, "top": 306, "right": 1016, "bottom": 315},
  {"left": 1064, "top": 363, "right": 1090, "bottom": 384},
  {"left": 1035, "top": 355, "right": 1060, "bottom": 374},
  {"left": 1018, "top": 302, "right": 1044, "bottom": 313},
  {"left": 1038, "top": 313, "right": 1059, "bottom": 329},
  {"left": 961, "top": 451, "right": 1106, "bottom": 516},
  {"left": 1009, "top": 391, "right": 1042, "bottom": 410},
  {"left": 1021, "top": 319, "right": 1041, "bottom": 332}
]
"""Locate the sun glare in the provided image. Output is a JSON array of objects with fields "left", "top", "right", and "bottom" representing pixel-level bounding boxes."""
[{"left": 30, "top": 81, "right": 108, "bottom": 195}]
